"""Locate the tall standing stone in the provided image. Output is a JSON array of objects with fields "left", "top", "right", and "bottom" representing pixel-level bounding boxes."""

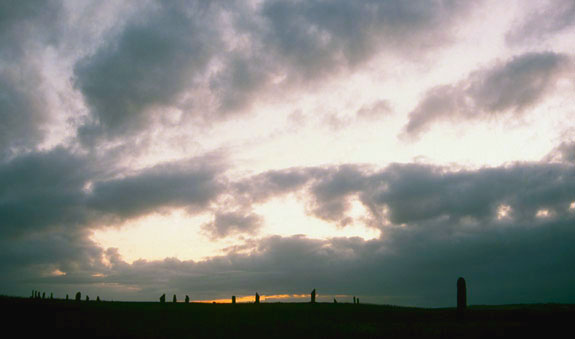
[
  {"left": 160, "top": 294, "right": 166, "bottom": 303},
  {"left": 185, "top": 295, "right": 190, "bottom": 304},
  {"left": 255, "top": 293, "right": 260, "bottom": 304},
  {"left": 173, "top": 294, "right": 177, "bottom": 303},
  {"left": 232, "top": 296, "right": 236, "bottom": 304},
  {"left": 311, "top": 289, "right": 316, "bottom": 304},
  {"left": 457, "top": 277, "right": 467, "bottom": 320},
  {"left": 75, "top": 292, "right": 81, "bottom": 302}
]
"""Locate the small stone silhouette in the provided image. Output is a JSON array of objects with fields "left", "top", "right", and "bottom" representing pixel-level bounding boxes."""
[
  {"left": 75, "top": 292, "right": 81, "bottom": 302},
  {"left": 173, "top": 294, "right": 177, "bottom": 303},
  {"left": 353, "top": 296, "right": 356, "bottom": 304},
  {"left": 457, "top": 277, "right": 467, "bottom": 320},
  {"left": 42, "top": 292, "right": 45, "bottom": 299},
  {"left": 97, "top": 296, "right": 101, "bottom": 302},
  {"left": 255, "top": 293, "right": 260, "bottom": 304},
  {"left": 50, "top": 293, "right": 53, "bottom": 300},
  {"left": 86, "top": 295, "right": 90, "bottom": 302},
  {"left": 311, "top": 289, "right": 316, "bottom": 303},
  {"left": 66, "top": 294, "right": 69, "bottom": 301},
  {"left": 333, "top": 298, "right": 337, "bottom": 303},
  {"left": 160, "top": 294, "right": 166, "bottom": 303},
  {"left": 232, "top": 296, "right": 236, "bottom": 304},
  {"left": 185, "top": 295, "right": 190, "bottom": 304}
]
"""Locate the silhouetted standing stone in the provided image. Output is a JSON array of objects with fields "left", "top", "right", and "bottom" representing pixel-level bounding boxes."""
[
  {"left": 457, "top": 277, "right": 467, "bottom": 320},
  {"left": 311, "top": 289, "right": 316, "bottom": 303},
  {"left": 173, "top": 294, "right": 177, "bottom": 303},
  {"left": 185, "top": 295, "right": 190, "bottom": 304},
  {"left": 353, "top": 296, "right": 356, "bottom": 304},
  {"left": 75, "top": 292, "right": 81, "bottom": 302},
  {"left": 357, "top": 298, "right": 360, "bottom": 304},
  {"left": 333, "top": 298, "right": 337, "bottom": 303},
  {"left": 66, "top": 294, "right": 69, "bottom": 301},
  {"left": 160, "top": 294, "right": 166, "bottom": 303},
  {"left": 86, "top": 295, "right": 90, "bottom": 302},
  {"left": 97, "top": 296, "right": 101, "bottom": 302},
  {"left": 232, "top": 296, "right": 236, "bottom": 304},
  {"left": 42, "top": 292, "right": 45, "bottom": 299},
  {"left": 255, "top": 293, "right": 260, "bottom": 304},
  {"left": 50, "top": 293, "right": 53, "bottom": 300}
]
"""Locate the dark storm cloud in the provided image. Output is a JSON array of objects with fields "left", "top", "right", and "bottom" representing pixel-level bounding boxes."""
[
  {"left": 0, "top": 148, "right": 92, "bottom": 238},
  {"left": 0, "top": 0, "right": 62, "bottom": 157},
  {"left": 506, "top": 0, "right": 575, "bottom": 45},
  {"left": 74, "top": 0, "right": 478, "bottom": 145},
  {"left": 74, "top": 0, "right": 221, "bottom": 141},
  {"left": 260, "top": 0, "right": 474, "bottom": 78},
  {"left": 404, "top": 52, "right": 573, "bottom": 137},
  {"left": 87, "top": 157, "right": 225, "bottom": 219},
  {"left": 202, "top": 210, "right": 263, "bottom": 238}
]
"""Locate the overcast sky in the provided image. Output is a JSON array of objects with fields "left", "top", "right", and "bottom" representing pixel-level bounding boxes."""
[{"left": 1, "top": 0, "right": 575, "bottom": 306}]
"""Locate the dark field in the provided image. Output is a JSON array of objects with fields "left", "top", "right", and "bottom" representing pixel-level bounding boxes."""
[{"left": 2, "top": 296, "right": 573, "bottom": 338}]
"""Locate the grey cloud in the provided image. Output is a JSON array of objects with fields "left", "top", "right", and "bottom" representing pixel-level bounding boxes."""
[
  {"left": 506, "top": 0, "right": 575, "bottom": 45},
  {"left": 233, "top": 167, "right": 325, "bottom": 204},
  {"left": 356, "top": 100, "right": 392, "bottom": 120},
  {"left": 73, "top": 0, "right": 478, "bottom": 146},
  {"left": 261, "top": 0, "right": 474, "bottom": 80},
  {"left": 202, "top": 210, "right": 263, "bottom": 238},
  {"left": 87, "top": 157, "right": 225, "bottom": 219},
  {"left": 0, "top": 0, "right": 62, "bottom": 157},
  {"left": 404, "top": 52, "right": 572, "bottom": 137},
  {"left": 74, "top": 1, "right": 220, "bottom": 141},
  {"left": 0, "top": 148, "right": 92, "bottom": 238}
]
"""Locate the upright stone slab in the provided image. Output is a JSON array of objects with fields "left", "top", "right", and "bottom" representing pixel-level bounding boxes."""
[
  {"left": 255, "top": 293, "right": 260, "bottom": 304},
  {"left": 457, "top": 277, "right": 467, "bottom": 319},
  {"left": 160, "top": 294, "right": 166, "bottom": 303},
  {"left": 232, "top": 296, "right": 236, "bottom": 304},
  {"left": 75, "top": 292, "right": 81, "bottom": 302},
  {"left": 353, "top": 296, "right": 356, "bottom": 304},
  {"left": 185, "top": 295, "right": 190, "bottom": 304},
  {"left": 173, "top": 294, "right": 177, "bottom": 303},
  {"left": 311, "top": 289, "right": 316, "bottom": 303}
]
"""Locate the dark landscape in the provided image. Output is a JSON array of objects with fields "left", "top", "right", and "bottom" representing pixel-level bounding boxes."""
[{"left": 2, "top": 296, "right": 574, "bottom": 338}]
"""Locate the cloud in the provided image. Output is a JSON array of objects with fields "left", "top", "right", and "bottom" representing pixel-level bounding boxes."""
[
  {"left": 0, "top": 0, "right": 63, "bottom": 157},
  {"left": 506, "top": 0, "right": 575, "bottom": 45},
  {"left": 74, "top": 1, "right": 222, "bottom": 142},
  {"left": 403, "top": 52, "right": 573, "bottom": 138},
  {"left": 2, "top": 149, "right": 575, "bottom": 305},
  {"left": 0, "top": 148, "right": 92, "bottom": 238},
  {"left": 73, "top": 0, "right": 478, "bottom": 146},
  {"left": 87, "top": 155, "right": 226, "bottom": 219},
  {"left": 202, "top": 210, "right": 263, "bottom": 238}
]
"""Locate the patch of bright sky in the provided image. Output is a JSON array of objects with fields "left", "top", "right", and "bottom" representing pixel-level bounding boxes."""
[{"left": 92, "top": 194, "right": 381, "bottom": 263}]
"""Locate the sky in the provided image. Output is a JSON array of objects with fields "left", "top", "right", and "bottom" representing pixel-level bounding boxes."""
[{"left": 1, "top": 0, "right": 575, "bottom": 307}]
